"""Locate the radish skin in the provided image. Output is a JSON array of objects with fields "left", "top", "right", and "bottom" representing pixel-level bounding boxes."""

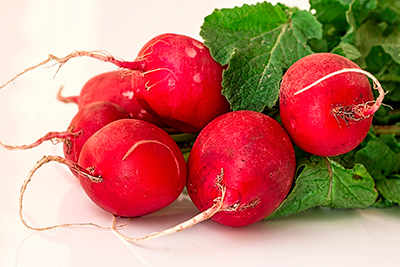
[
  {"left": 57, "top": 71, "right": 166, "bottom": 127},
  {"left": 294, "top": 68, "right": 386, "bottom": 119},
  {"left": 18, "top": 119, "right": 187, "bottom": 231},
  {"left": 62, "top": 101, "right": 131, "bottom": 170},
  {"left": 111, "top": 111, "right": 296, "bottom": 242},
  {"left": 186, "top": 111, "right": 296, "bottom": 227},
  {"left": 77, "top": 119, "right": 187, "bottom": 217},
  {"left": 279, "top": 53, "right": 385, "bottom": 157},
  {"left": 131, "top": 33, "right": 230, "bottom": 133},
  {"left": 0, "top": 34, "right": 230, "bottom": 133}
]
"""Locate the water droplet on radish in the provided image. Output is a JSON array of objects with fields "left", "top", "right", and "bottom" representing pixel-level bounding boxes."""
[
  {"left": 185, "top": 47, "right": 197, "bottom": 58},
  {"left": 121, "top": 91, "right": 134, "bottom": 100},
  {"left": 192, "top": 40, "right": 204, "bottom": 50},
  {"left": 193, "top": 73, "right": 201, "bottom": 83}
]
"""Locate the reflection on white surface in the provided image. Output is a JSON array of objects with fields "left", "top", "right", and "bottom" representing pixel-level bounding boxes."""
[
  {"left": 3, "top": 196, "right": 400, "bottom": 266},
  {"left": 0, "top": 1, "right": 399, "bottom": 267}
]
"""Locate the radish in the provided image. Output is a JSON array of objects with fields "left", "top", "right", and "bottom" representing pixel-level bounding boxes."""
[
  {"left": 19, "top": 118, "right": 187, "bottom": 231},
  {"left": 1, "top": 101, "right": 131, "bottom": 177},
  {"left": 1, "top": 33, "right": 230, "bottom": 133},
  {"left": 111, "top": 110, "right": 296, "bottom": 242},
  {"left": 57, "top": 70, "right": 165, "bottom": 127},
  {"left": 76, "top": 118, "right": 187, "bottom": 217},
  {"left": 186, "top": 110, "right": 296, "bottom": 227},
  {"left": 279, "top": 53, "right": 386, "bottom": 157},
  {"left": 61, "top": 101, "right": 131, "bottom": 168},
  {"left": 130, "top": 33, "right": 230, "bottom": 133}
]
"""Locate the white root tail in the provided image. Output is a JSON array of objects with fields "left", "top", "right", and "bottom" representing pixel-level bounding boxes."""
[
  {"left": 294, "top": 68, "right": 387, "bottom": 118},
  {"left": 111, "top": 185, "right": 227, "bottom": 243},
  {"left": 20, "top": 153, "right": 227, "bottom": 243},
  {"left": 0, "top": 131, "right": 79, "bottom": 151},
  {"left": 19, "top": 155, "right": 105, "bottom": 231},
  {"left": 57, "top": 86, "right": 79, "bottom": 104},
  {"left": 0, "top": 50, "right": 143, "bottom": 90}
]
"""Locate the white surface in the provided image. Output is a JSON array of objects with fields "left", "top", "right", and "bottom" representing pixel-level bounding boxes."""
[{"left": 0, "top": 1, "right": 399, "bottom": 267}]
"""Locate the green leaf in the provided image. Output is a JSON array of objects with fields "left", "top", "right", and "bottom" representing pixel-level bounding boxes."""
[
  {"left": 371, "top": 196, "right": 394, "bottom": 208},
  {"left": 354, "top": 134, "right": 400, "bottom": 181},
  {"left": 220, "top": 28, "right": 285, "bottom": 112},
  {"left": 353, "top": 21, "right": 400, "bottom": 67},
  {"left": 309, "top": 0, "right": 352, "bottom": 52},
  {"left": 376, "top": 175, "right": 400, "bottom": 204},
  {"left": 200, "top": 2, "right": 322, "bottom": 111},
  {"left": 221, "top": 9, "right": 322, "bottom": 111},
  {"left": 379, "top": 133, "right": 400, "bottom": 152},
  {"left": 382, "top": 44, "right": 400, "bottom": 64},
  {"left": 267, "top": 157, "right": 378, "bottom": 220},
  {"left": 350, "top": 0, "right": 378, "bottom": 27},
  {"left": 200, "top": 2, "right": 288, "bottom": 66},
  {"left": 342, "top": 0, "right": 378, "bottom": 46},
  {"left": 332, "top": 42, "right": 362, "bottom": 59},
  {"left": 364, "top": 45, "right": 394, "bottom": 74},
  {"left": 322, "top": 0, "right": 400, "bottom": 117}
]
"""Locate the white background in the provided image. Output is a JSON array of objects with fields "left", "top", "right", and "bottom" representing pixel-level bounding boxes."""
[{"left": 0, "top": 1, "right": 399, "bottom": 266}]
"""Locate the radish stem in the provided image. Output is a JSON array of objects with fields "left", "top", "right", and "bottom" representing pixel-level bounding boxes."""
[
  {"left": 57, "top": 86, "right": 78, "bottom": 104},
  {"left": 0, "top": 50, "right": 146, "bottom": 90},
  {"left": 0, "top": 131, "right": 80, "bottom": 150}
]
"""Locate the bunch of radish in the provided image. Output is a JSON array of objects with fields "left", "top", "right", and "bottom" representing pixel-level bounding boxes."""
[{"left": 0, "top": 32, "right": 385, "bottom": 242}]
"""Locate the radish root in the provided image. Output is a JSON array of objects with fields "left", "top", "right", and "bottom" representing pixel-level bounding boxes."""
[
  {"left": 294, "top": 68, "right": 387, "bottom": 121},
  {"left": 0, "top": 131, "right": 80, "bottom": 151},
  {"left": 57, "top": 86, "right": 78, "bottom": 104},
  {"left": 142, "top": 68, "right": 176, "bottom": 92},
  {"left": 111, "top": 168, "right": 227, "bottom": 243},
  {"left": 0, "top": 51, "right": 146, "bottom": 90},
  {"left": 19, "top": 155, "right": 106, "bottom": 231}
]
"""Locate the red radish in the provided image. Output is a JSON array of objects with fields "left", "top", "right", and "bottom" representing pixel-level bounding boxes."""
[
  {"left": 186, "top": 110, "right": 295, "bottom": 227},
  {"left": 0, "top": 33, "right": 230, "bottom": 133},
  {"left": 130, "top": 33, "right": 230, "bottom": 133},
  {"left": 18, "top": 117, "right": 186, "bottom": 231},
  {"left": 111, "top": 110, "right": 295, "bottom": 242},
  {"left": 61, "top": 33, "right": 230, "bottom": 133},
  {"left": 279, "top": 53, "right": 385, "bottom": 157},
  {"left": 57, "top": 71, "right": 165, "bottom": 127},
  {"left": 62, "top": 101, "right": 131, "bottom": 168},
  {"left": 77, "top": 118, "right": 187, "bottom": 217},
  {"left": 1, "top": 101, "right": 131, "bottom": 177}
]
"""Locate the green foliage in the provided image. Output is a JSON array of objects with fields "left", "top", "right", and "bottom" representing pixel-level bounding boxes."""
[
  {"left": 268, "top": 157, "right": 378, "bottom": 219},
  {"left": 201, "top": 3, "right": 322, "bottom": 111},
  {"left": 200, "top": 0, "right": 400, "bottom": 219},
  {"left": 311, "top": 0, "right": 400, "bottom": 106}
]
